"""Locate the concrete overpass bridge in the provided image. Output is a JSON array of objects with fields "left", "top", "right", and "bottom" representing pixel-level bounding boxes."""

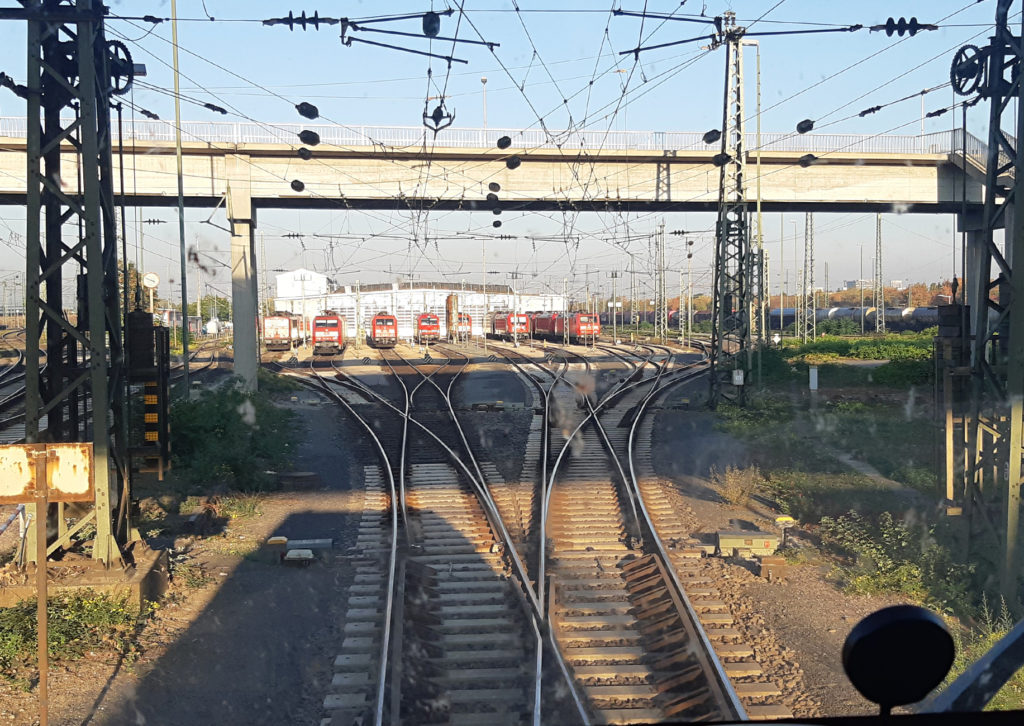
[
  {"left": 0, "top": 117, "right": 989, "bottom": 214},
  {"left": 0, "top": 117, "right": 992, "bottom": 388}
]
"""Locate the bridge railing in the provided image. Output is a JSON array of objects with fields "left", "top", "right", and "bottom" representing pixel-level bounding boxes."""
[{"left": 0, "top": 116, "right": 996, "bottom": 160}]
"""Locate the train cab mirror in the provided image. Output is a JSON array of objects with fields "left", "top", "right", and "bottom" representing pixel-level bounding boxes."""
[{"left": 842, "top": 605, "right": 954, "bottom": 715}]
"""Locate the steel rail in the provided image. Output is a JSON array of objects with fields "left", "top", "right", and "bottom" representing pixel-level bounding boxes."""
[
  {"left": 537, "top": 341, "right": 744, "bottom": 721},
  {"left": 546, "top": 344, "right": 650, "bottom": 547},
  {"left": 291, "top": 358, "right": 400, "bottom": 726},
  {"left": 318, "top": 345, "right": 589, "bottom": 723},
  {"left": 397, "top": 345, "right": 557, "bottom": 726},
  {"left": 375, "top": 346, "right": 586, "bottom": 725},
  {"left": 622, "top": 351, "right": 748, "bottom": 721},
  {"left": 378, "top": 349, "right": 415, "bottom": 538},
  {"left": 328, "top": 351, "right": 542, "bottom": 615},
  {"left": 0, "top": 348, "right": 24, "bottom": 384},
  {"left": 465, "top": 341, "right": 588, "bottom": 726}
]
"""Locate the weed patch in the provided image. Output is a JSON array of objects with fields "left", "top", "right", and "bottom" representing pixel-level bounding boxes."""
[
  {"left": 819, "top": 511, "right": 974, "bottom": 614},
  {"left": 943, "top": 596, "right": 1024, "bottom": 710},
  {"left": 0, "top": 592, "right": 151, "bottom": 681},
  {"left": 710, "top": 465, "right": 763, "bottom": 507},
  {"left": 170, "top": 558, "right": 211, "bottom": 589},
  {"left": 171, "top": 386, "right": 299, "bottom": 490}
]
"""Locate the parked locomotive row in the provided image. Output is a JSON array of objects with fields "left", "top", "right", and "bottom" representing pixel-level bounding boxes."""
[{"left": 261, "top": 309, "right": 601, "bottom": 352}]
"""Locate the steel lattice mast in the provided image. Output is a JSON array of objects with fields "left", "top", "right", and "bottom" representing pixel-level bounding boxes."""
[
  {"left": 22, "top": 0, "right": 128, "bottom": 564},
  {"left": 946, "top": 0, "right": 1024, "bottom": 600},
  {"left": 802, "top": 213, "right": 816, "bottom": 342},
  {"left": 710, "top": 12, "right": 751, "bottom": 404}
]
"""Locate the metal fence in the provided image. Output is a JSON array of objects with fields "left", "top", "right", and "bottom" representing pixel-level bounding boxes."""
[{"left": 0, "top": 116, "right": 994, "bottom": 158}]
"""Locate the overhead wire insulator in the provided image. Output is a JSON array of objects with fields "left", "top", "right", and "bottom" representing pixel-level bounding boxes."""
[
  {"left": 859, "top": 105, "right": 882, "bottom": 117},
  {"left": 263, "top": 10, "right": 325, "bottom": 31},
  {"left": 871, "top": 16, "right": 938, "bottom": 37},
  {"left": 423, "top": 11, "right": 441, "bottom": 38},
  {"left": 296, "top": 101, "right": 319, "bottom": 119},
  {"left": 926, "top": 107, "right": 949, "bottom": 118},
  {"left": 203, "top": 103, "right": 228, "bottom": 115}
]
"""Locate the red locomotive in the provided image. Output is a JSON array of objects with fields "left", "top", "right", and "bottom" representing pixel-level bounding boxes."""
[
  {"left": 455, "top": 312, "right": 472, "bottom": 341},
  {"left": 489, "top": 311, "right": 530, "bottom": 341},
  {"left": 532, "top": 312, "right": 600, "bottom": 344},
  {"left": 415, "top": 313, "right": 440, "bottom": 344},
  {"left": 369, "top": 312, "right": 398, "bottom": 348},
  {"left": 311, "top": 314, "right": 346, "bottom": 355}
]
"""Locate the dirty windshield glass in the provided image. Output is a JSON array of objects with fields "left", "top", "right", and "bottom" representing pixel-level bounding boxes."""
[{"left": 0, "top": 2, "right": 1022, "bottom": 725}]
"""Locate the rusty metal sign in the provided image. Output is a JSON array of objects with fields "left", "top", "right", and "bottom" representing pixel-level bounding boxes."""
[{"left": 0, "top": 443, "right": 94, "bottom": 504}]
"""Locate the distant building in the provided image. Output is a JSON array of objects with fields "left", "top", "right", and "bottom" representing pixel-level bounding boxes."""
[
  {"left": 844, "top": 279, "right": 871, "bottom": 290},
  {"left": 157, "top": 309, "right": 202, "bottom": 335},
  {"left": 274, "top": 268, "right": 331, "bottom": 301},
  {"left": 889, "top": 279, "right": 906, "bottom": 289}
]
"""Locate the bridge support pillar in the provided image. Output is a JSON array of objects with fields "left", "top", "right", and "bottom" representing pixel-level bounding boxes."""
[{"left": 227, "top": 163, "right": 258, "bottom": 391}]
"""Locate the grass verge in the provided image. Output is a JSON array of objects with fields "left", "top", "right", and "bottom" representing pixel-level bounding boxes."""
[{"left": 0, "top": 592, "right": 152, "bottom": 685}]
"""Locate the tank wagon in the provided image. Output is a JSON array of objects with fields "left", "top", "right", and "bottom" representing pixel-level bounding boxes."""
[
  {"left": 311, "top": 314, "right": 346, "bottom": 355},
  {"left": 774, "top": 306, "right": 944, "bottom": 332},
  {"left": 369, "top": 312, "right": 399, "bottom": 348}
]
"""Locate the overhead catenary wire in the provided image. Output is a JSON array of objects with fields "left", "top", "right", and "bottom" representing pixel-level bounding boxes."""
[{"left": 92, "top": 5, "right": 987, "bottom": 290}]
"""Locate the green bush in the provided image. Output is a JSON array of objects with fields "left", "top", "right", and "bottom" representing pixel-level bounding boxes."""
[
  {"left": 872, "top": 359, "right": 933, "bottom": 386},
  {"left": 0, "top": 592, "right": 148, "bottom": 678},
  {"left": 817, "top": 318, "right": 862, "bottom": 336},
  {"left": 780, "top": 332, "right": 933, "bottom": 363},
  {"left": 820, "top": 511, "right": 975, "bottom": 612},
  {"left": 171, "top": 386, "right": 299, "bottom": 489}
]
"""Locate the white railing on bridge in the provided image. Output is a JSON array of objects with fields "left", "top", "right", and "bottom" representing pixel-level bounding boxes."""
[{"left": 0, "top": 116, "right": 993, "bottom": 160}]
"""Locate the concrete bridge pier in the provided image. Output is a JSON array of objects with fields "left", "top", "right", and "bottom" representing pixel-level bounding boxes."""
[{"left": 227, "top": 156, "right": 259, "bottom": 391}]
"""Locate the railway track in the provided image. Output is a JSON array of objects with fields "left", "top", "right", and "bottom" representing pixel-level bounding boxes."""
[
  {"left": 278, "top": 337, "right": 786, "bottom": 724},
  {"left": 554, "top": 341, "right": 792, "bottom": 720},
  {"left": 0, "top": 342, "right": 219, "bottom": 444},
  {"left": 288, "top": 348, "right": 579, "bottom": 725}
]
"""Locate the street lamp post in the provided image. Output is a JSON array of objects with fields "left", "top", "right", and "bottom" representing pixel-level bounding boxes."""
[{"left": 481, "top": 77, "right": 488, "bottom": 131}]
